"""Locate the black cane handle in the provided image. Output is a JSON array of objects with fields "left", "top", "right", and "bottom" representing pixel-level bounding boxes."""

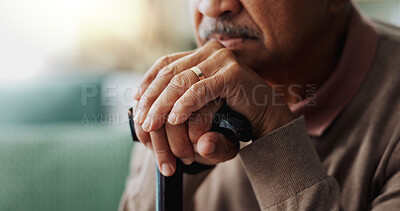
[
  {"left": 128, "top": 104, "right": 253, "bottom": 144},
  {"left": 210, "top": 103, "right": 253, "bottom": 144},
  {"left": 128, "top": 107, "right": 139, "bottom": 142}
]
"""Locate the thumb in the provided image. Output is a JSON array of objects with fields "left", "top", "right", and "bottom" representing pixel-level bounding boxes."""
[{"left": 196, "top": 131, "right": 238, "bottom": 163}]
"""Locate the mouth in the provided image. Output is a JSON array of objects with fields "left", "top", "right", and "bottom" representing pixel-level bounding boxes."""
[{"left": 208, "top": 33, "right": 258, "bottom": 49}]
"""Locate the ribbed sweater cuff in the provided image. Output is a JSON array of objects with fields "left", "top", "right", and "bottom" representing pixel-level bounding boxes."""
[{"left": 239, "top": 116, "right": 327, "bottom": 209}]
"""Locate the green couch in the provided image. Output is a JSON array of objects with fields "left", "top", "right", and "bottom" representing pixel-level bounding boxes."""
[{"left": 0, "top": 74, "right": 138, "bottom": 211}]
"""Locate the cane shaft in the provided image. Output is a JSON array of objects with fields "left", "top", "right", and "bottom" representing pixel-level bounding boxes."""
[{"left": 156, "top": 159, "right": 183, "bottom": 211}]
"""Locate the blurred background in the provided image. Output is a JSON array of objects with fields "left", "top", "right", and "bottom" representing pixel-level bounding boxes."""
[{"left": 0, "top": 0, "right": 399, "bottom": 210}]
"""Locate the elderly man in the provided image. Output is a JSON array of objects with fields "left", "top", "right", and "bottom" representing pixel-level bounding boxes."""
[{"left": 120, "top": 0, "right": 400, "bottom": 210}]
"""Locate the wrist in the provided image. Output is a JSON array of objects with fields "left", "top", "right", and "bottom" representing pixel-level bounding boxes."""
[{"left": 255, "top": 105, "right": 296, "bottom": 139}]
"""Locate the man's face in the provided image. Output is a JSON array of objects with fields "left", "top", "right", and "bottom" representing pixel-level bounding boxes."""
[{"left": 189, "top": 0, "right": 331, "bottom": 72}]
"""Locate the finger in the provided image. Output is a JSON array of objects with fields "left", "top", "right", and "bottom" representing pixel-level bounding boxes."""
[
  {"left": 135, "top": 41, "right": 225, "bottom": 125},
  {"left": 131, "top": 100, "right": 152, "bottom": 149},
  {"left": 132, "top": 51, "right": 193, "bottom": 101},
  {"left": 168, "top": 49, "right": 236, "bottom": 125},
  {"left": 196, "top": 131, "right": 238, "bottom": 162},
  {"left": 150, "top": 126, "right": 176, "bottom": 176},
  {"left": 165, "top": 123, "right": 195, "bottom": 165},
  {"left": 188, "top": 100, "right": 223, "bottom": 144},
  {"left": 142, "top": 48, "right": 230, "bottom": 132},
  {"left": 135, "top": 121, "right": 152, "bottom": 149},
  {"left": 169, "top": 61, "right": 240, "bottom": 125},
  {"left": 140, "top": 69, "right": 198, "bottom": 131}
]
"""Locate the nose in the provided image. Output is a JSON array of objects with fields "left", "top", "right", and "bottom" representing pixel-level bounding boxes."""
[{"left": 198, "top": 0, "right": 242, "bottom": 18}]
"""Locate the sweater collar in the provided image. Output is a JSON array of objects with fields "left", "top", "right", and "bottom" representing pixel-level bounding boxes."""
[{"left": 289, "top": 5, "right": 378, "bottom": 137}]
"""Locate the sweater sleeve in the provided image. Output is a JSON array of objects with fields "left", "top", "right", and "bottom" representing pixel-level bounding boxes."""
[
  {"left": 239, "top": 116, "right": 342, "bottom": 210},
  {"left": 370, "top": 138, "right": 400, "bottom": 210}
]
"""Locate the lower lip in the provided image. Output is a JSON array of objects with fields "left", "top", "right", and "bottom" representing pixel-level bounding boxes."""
[
  {"left": 219, "top": 38, "right": 246, "bottom": 49},
  {"left": 210, "top": 37, "right": 250, "bottom": 49}
]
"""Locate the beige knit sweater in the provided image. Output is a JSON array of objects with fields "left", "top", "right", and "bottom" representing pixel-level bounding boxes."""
[{"left": 119, "top": 10, "right": 400, "bottom": 211}]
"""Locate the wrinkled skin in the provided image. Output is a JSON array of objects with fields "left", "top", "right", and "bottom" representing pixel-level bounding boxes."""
[{"left": 132, "top": 0, "right": 350, "bottom": 176}]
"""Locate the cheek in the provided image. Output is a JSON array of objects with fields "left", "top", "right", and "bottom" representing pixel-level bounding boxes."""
[
  {"left": 247, "top": 0, "right": 327, "bottom": 60},
  {"left": 243, "top": 2, "right": 288, "bottom": 57}
]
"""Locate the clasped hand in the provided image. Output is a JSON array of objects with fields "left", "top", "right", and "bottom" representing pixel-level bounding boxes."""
[{"left": 131, "top": 41, "right": 294, "bottom": 176}]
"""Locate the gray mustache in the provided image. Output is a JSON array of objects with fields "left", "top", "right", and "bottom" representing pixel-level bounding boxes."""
[{"left": 199, "top": 20, "right": 261, "bottom": 41}]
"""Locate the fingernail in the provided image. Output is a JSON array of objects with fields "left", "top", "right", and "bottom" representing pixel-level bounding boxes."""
[
  {"left": 161, "top": 163, "right": 173, "bottom": 176},
  {"left": 133, "top": 109, "right": 142, "bottom": 122},
  {"left": 200, "top": 141, "right": 215, "bottom": 155},
  {"left": 168, "top": 112, "right": 178, "bottom": 125},
  {"left": 181, "top": 158, "right": 193, "bottom": 165},
  {"left": 207, "top": 142, "right": 216, "bottom": 154},
  {"left": 132, "top": 107, "right": 137, "bottom": 116},
  {"left": 142, "top": 118, "right": 152, "bottom": 132}
]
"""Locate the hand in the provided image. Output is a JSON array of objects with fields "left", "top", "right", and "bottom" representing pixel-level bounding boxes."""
[
  {"left": 132, "top": 98, "right": 238, "bottom": 175},
  {"left": 131, "top": 48, "right": 238, "bottom": 175},
  {"left": 133, "top": 41, "right": 295, "bottom": 175}
]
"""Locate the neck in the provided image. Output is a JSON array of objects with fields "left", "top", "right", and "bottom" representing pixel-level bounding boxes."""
[{"left": 260, "top": 7, "right": 351, "bottom": 105}]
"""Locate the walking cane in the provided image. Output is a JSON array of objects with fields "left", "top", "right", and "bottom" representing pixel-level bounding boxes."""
[{"left": 128, "top": 104, "right": 252, "bottom": 211}]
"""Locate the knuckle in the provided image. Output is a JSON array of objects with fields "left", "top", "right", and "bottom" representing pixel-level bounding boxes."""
[
  {"left": 158, "top": 65, "right": 177, "bottom": 79},
  {"left": 168, "top": 79, "right": 183, "bottom": 94},
  {"left": 170, "top": 74, "right": 185, "bottom": 87},
  {"left": 140, "top": 90, "right": 154, "bottom": 105},
  {"left": 188, "top": 83, "right": 207, "bottom": 100},
  {"left": 216, "top": 48, "right": 234, "bottom": 59},
  {"left": 158, "top": 55, "right": 172, "bottom": 66},
  {"left": 207, "top": 41, "right": 224, "bottom": 50},
  {"left": 191, "top": 82, "right": 207, "bottom": 94},
  {"left": 169, "top": 73, "right": 190, "bottom": 91}
]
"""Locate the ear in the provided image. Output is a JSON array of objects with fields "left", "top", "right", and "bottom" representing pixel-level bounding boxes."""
[{"left": 328, "top": 0, "right": 351, "bottom": 13}]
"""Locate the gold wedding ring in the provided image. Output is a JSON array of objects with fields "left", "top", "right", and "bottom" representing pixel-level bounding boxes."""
[{"left": 190, "top": 66, "right": 205, "bottom": 80}]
